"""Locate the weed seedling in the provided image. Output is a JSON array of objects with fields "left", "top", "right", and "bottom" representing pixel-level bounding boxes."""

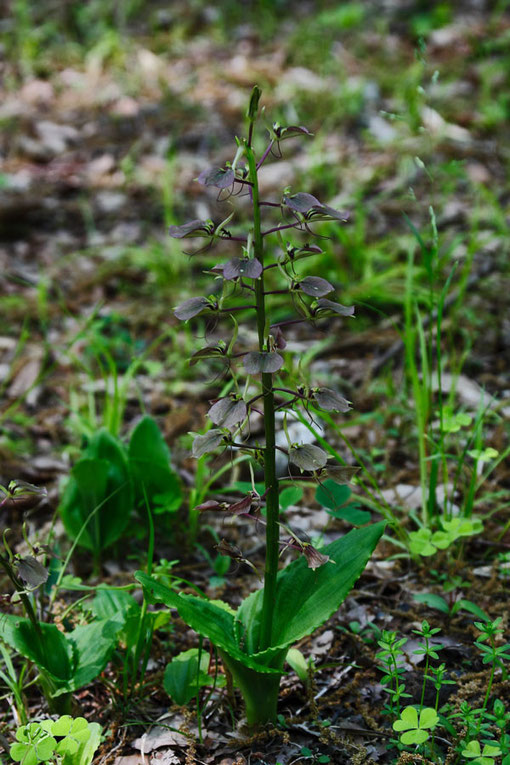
[
  {"left": 411, "top": 620, "right": 444, "bottom": 709},
  {"left": 376, "top": 631, "right": 411, "bottom": 717},
  {"left": 474, "top": 619, "right": 510, "bottom": 719}
]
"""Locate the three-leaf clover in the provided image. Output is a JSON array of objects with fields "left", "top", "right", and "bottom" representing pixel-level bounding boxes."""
[
  {"left": 462, "top": 740, "right": 502, "bottom": 765},
  {"left": 10, "top": 717, "right": 99, "bottom": 765},
  {"left": 393, "top": 706, "right": 439, "bottom": 745},
  {"left": 10, "top": 724, "right": 56, "bottom": 765},
  {"left": 41, "top": 716, "right": 91, "bottom": 756}
]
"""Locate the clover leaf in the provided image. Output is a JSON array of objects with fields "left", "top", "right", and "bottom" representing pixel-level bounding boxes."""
[
  {"left": 409, "top": 528, "right": 437, "bottom": 557},
  {"left": 393, "top": 706, "right": 438, "bottom": 745},
  {"left": 10, "top": 724, "right": 56, "bottom": 765},
  {"left": 461, "top": 740, "right": 502, "bottom": 765}
]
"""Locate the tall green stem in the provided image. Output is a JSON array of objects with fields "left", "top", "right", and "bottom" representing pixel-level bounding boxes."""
[{"left": 245, "top": 142, "right": 279, "bottom": 652}]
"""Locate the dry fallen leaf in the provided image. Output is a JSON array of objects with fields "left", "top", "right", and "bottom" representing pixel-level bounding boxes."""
[{"left": 7, "top": 346, "right": 44, "bottom": 400}]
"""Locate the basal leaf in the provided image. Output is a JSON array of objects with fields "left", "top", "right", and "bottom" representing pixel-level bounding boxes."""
[
  {"left": 1, "top": 616, "right": 73, "bottom": 686},
  {"left": 59, "top": 458, "right": 108, "bottom": 550},
  {"left": 237, "top": 522, "right": 385, "bottom": 654},
  {"left": 129, "top": 416, "right": 181, "bottom": 513},
  {"left": 91, "top": 588, "right": 140, "bottom": 623},
  {"left": 134, "top": 573, "right": 282, "bottom": 673},
  {"left": 66, "top": 620, "right": 122, "bottom": 691},
  {"left": 59, "top": 430, "right": 132, "bottom": 552},
  {"left": 286, "top": 647, "right": 309, "bottom": 685},
  {"left": 163, "top": 648, "right": 218, "bottom": 705},
  {"left": 453, "top": 599, "right": 488, "bottom": 622}
]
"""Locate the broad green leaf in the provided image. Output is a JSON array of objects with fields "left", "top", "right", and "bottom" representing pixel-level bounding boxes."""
[
  {"left": 238, "top": 522, "right": 385, "bottom": 655},
  {"left": 59, "top": 429, "right": 133, "bottom": 551},
  {"left": 325, "top": 504, "right": 371, "bottom": 525},
  {"left": 66, "top": 619, "right": 122, "bottom": 691},
  {"left": 316, "top": 480, "right": 370, "bottom": 525},
  {"left": 76, "top": 723, "right": 102, "bottom": 765},
  {"left": 286, "top": 648, "right": 309, "bottom": 685},
  {"left": 60, "top": 459, "right": 109, "bottom": 548},
  {"left": 163, "top": 648, "right": 223, "bottom": 705},
  {"left": 315, "top": 481, "right": 351, "bottom": 509},
  {"left": 279, "top": 486, "right": 303, "bottom": 510},
  {"left": 1, "top": 616, "right": 73, "bottom": 685},
  {"left": 413, "top": 593, "right": 450, "bottom": 613},
  {"left": 91, "top": 588, "right": 141, "bottom": 650},
  {"left": 91, "top": 589, "right": 140, "bottom": 623},
  {"left": 129, "top": 416, "right": 181, "bottom": 513},
  {"left": 134, "top": 574, "right": 282, "bottom": 673},
  {"left": 452, "top": 599, "right": 488, "bottom": 622}
]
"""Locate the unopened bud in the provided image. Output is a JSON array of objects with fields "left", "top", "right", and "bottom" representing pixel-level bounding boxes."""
[{"left": 247, "top": 85, "right": 261, "bottom": 121}]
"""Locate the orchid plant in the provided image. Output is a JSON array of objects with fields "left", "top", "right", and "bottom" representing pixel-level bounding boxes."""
[{"left": 136, "top": 86, "right": 384, "bottom": 726}]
